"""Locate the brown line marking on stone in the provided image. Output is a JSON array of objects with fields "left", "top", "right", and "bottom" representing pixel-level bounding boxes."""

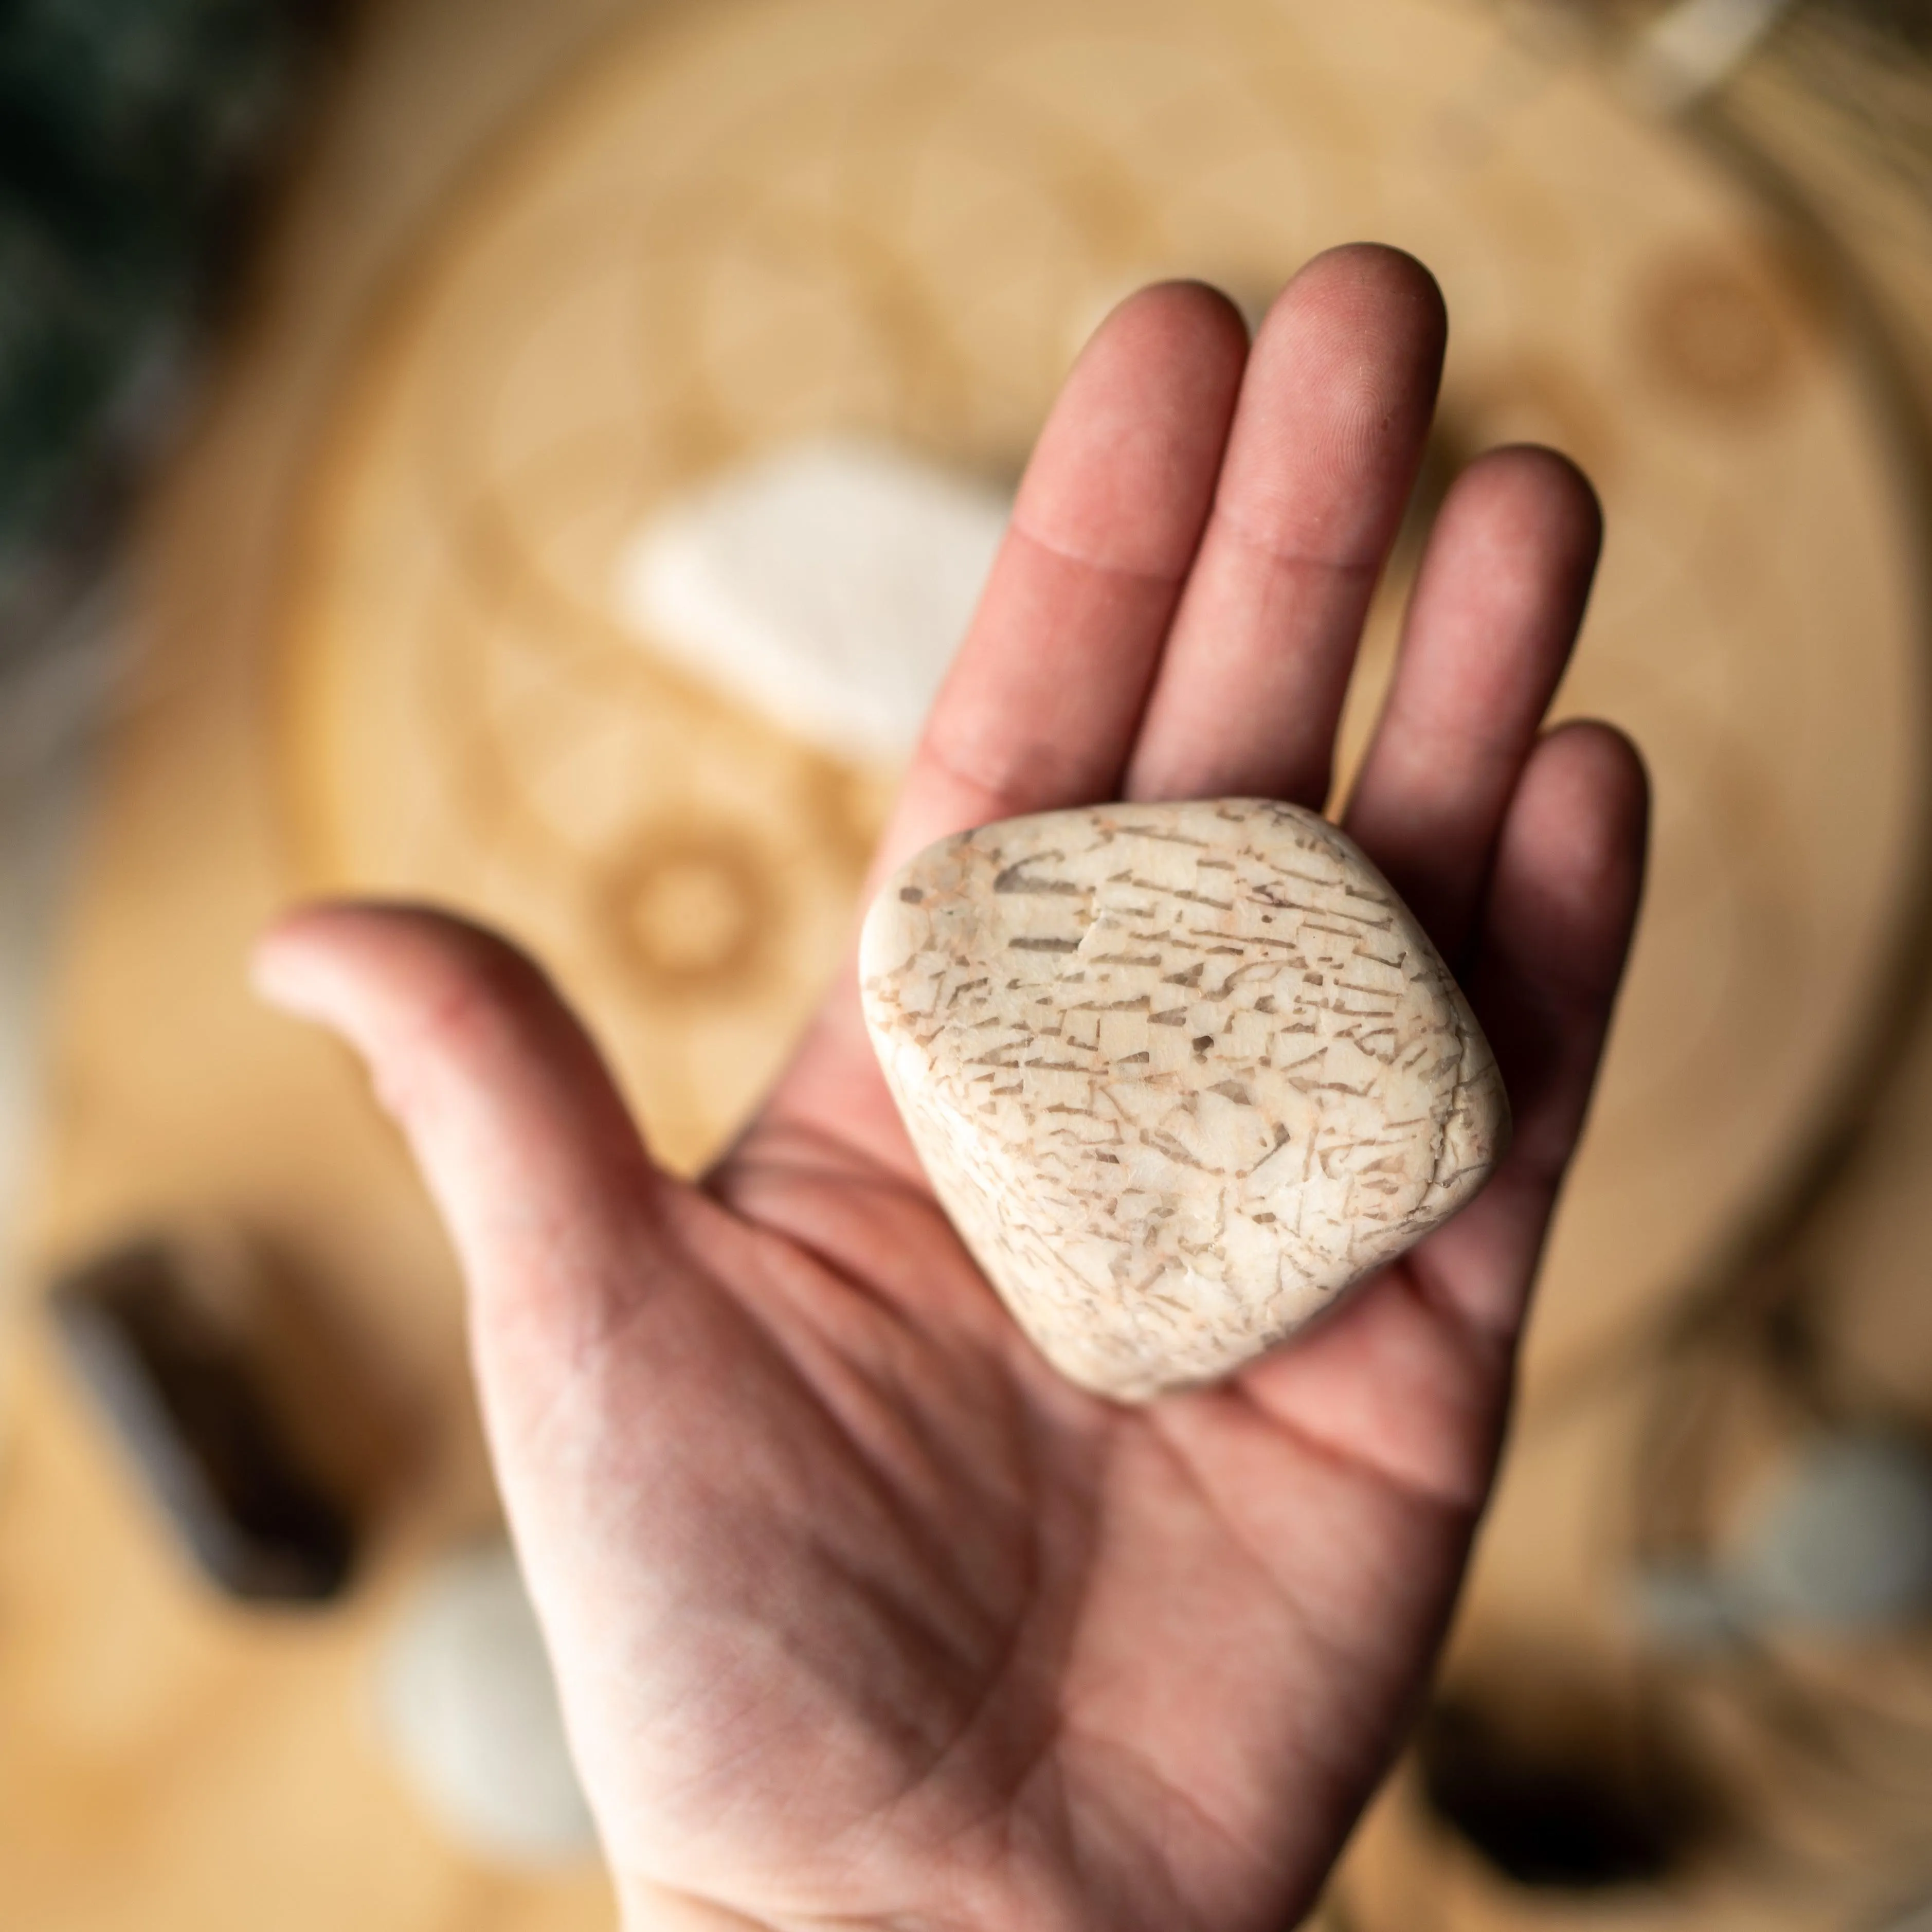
[
  {"left": 1143, "top": 1131, "right": 1209, "bottom": 1169},
  {"left": 1302, "top": 910, "right": 1393, "bottom": 933},
  {"left": 1246, "top": 1137, "right": 1296, "bottom": 1180},
  {"left": 1197, "top": 926, "right": 1301, "bottom": 951},
  {"left": 1256, "top": 868, "right": 1339, "bottom": 894},
  {"left": 1009, "top": 936, "right": 1081, "bottom": 953},
  {"left": 994, "top": 855, "right": 1079, "bottom": 894},
  {"left": 1117, "top": 826, "right": 1211, "bottom": 847}
]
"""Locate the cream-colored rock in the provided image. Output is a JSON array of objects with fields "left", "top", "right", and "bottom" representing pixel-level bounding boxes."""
[{"left": 860, "top": 799, "right": 1509, "bottom": 1400}]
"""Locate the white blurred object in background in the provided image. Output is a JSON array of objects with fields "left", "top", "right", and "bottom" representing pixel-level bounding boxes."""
[
  {"left": 1623, "top": 0, "right": 1799, "bottom": 111},
  {"left": 1731, "top": 1430, "right": 1932, "bottom": 1631},
  {"left": 1637, "top": 1429, "right": 1932, "bottom": 1645},
  {"left": 615, "top": 437, "right": 1009, "bottom": 766},
  {"left": 378, "top": 1538, "right": 597, "bottom": 1866}
]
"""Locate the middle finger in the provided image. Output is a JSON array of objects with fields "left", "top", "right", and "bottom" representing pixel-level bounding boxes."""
[{"left": 1123, "top": 243, "right": 1447, "bottom": 807}]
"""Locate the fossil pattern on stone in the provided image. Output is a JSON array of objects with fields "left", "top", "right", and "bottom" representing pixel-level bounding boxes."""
[{"left": 860, "top": 799, "right": 1509, "bottom": 1400}]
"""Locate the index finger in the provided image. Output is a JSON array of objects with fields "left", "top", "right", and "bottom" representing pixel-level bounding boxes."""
[
  {"left": 873, "top": 279, "right": 1248, "bottom": 876},
  {"left": 746, "top": 281, "right": 1247, "bottom": 1175}
]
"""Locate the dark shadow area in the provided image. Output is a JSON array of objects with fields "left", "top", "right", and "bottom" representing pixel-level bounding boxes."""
[{"left": 1416, "top": 1651, "right": 1715, "bottom": 1890}]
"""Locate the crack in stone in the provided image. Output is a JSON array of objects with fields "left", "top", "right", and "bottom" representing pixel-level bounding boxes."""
[{"left": 859, "top": 799, "right": 1509, "bottom": 1399}]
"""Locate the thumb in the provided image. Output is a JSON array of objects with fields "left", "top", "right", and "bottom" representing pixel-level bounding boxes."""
[{"left": 252, "top": 901, "right": 663, "bottom": 1363}]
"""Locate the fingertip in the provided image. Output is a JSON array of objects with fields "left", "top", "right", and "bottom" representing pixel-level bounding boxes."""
[
  {"left": 1518, "top": 719, "right": 1650, "bottom": 874},
  {"left": 1339, "top": 453, "right": 1611, "bottom": 955},
  {"left": 249, "top": 928, "right": 306, "bottom": 1015},
  {"left": 1445, "top": 444, "right": 1603, "bottom": 564},
  {"left": 1491, "top": 720, "right": 1650, "bottom": 999},
  {"left": 1212, "top": 241, "right": 1449, "bottom": 559},
  {"left": 251, "top": 912, "right": 357, "bottom": 1035},
  {"left": 247, "top": 902, "right": 660, "bottom": 1313},
  {"left": 1018, "top": 277, "right": 1249, "bottom": 573},
  {"left": 1548, "top": 715, "right": 1649, "bottom": 803},
  {"left": 248, "top": 900, "right": 572, "bottom": 1093},
  {"left": 1091, "top": 277, "right": 1251, "bottom": 359},
  {"left": 250, "top": 901, "right": 452, "bottom": 1019},
  {"left": 250, "top": 903, "right": 369, "bottom": 1025},
  {"left": 1397, "top": 453, "right": 1603, "bottom": 685},
  {"left": 1262, "top": 242, "right": 1448, "bottom": 373}
]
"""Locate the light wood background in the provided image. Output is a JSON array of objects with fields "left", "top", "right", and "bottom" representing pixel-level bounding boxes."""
[{"left": 4, "top": 2, "right": 1931, "bottom": 1927}]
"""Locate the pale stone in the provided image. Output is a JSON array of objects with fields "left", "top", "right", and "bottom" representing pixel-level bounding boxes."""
[
  {"left": 613, "top": 437, "right": 1008, "bottom": 763},
  {"left": 860, "top": 799, "right": 1509, "bottom": 1400},
  {"left": 378, "top": 1540, "right": 597, "bottom": 1865}
]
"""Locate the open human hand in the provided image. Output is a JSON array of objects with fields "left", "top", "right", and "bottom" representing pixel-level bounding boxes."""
[{"left": 256, "top": 245, "right": 1647, "bottom": 1931}]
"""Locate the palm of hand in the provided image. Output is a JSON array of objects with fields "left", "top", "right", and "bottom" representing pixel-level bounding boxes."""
[{"left": 259, "top": 248, "right": 1646, "bottom": 1931}]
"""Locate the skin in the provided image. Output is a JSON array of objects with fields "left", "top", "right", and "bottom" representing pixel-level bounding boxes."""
[{"left": 255, "top": 246, "right": 1648, "bottom": 1931}]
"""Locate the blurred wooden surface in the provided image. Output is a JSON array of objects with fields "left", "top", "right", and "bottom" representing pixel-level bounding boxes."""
[
  {"left": 0, "top": 1, "right": 641, "bottom": 1925},
  {"left": 3, "top": 1, "right": 1930, "bottom": 1927},
  {"left": 274, "top": 0, "right": 1928, "bottom": 1391}
]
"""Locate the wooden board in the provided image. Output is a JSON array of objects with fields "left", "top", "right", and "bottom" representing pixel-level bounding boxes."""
[
  {"left": 0, "top": 2, "right": 641, "bottom": 1926},
  {"left": 278, "top": 0, "right": 1928, "bottom": 1393},
  {"left": 3, "top": 1, "right": 1928, "bottom": 1927}
]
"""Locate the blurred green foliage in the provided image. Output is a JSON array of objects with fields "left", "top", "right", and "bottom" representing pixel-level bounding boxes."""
[{"left": 0, "top": 0, "right": 324, "bottom": 651}]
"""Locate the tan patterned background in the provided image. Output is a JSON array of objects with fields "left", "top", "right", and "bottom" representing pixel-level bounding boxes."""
[{"left": 7, "top": 1, "right": 1932, "bottom": 1926}]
